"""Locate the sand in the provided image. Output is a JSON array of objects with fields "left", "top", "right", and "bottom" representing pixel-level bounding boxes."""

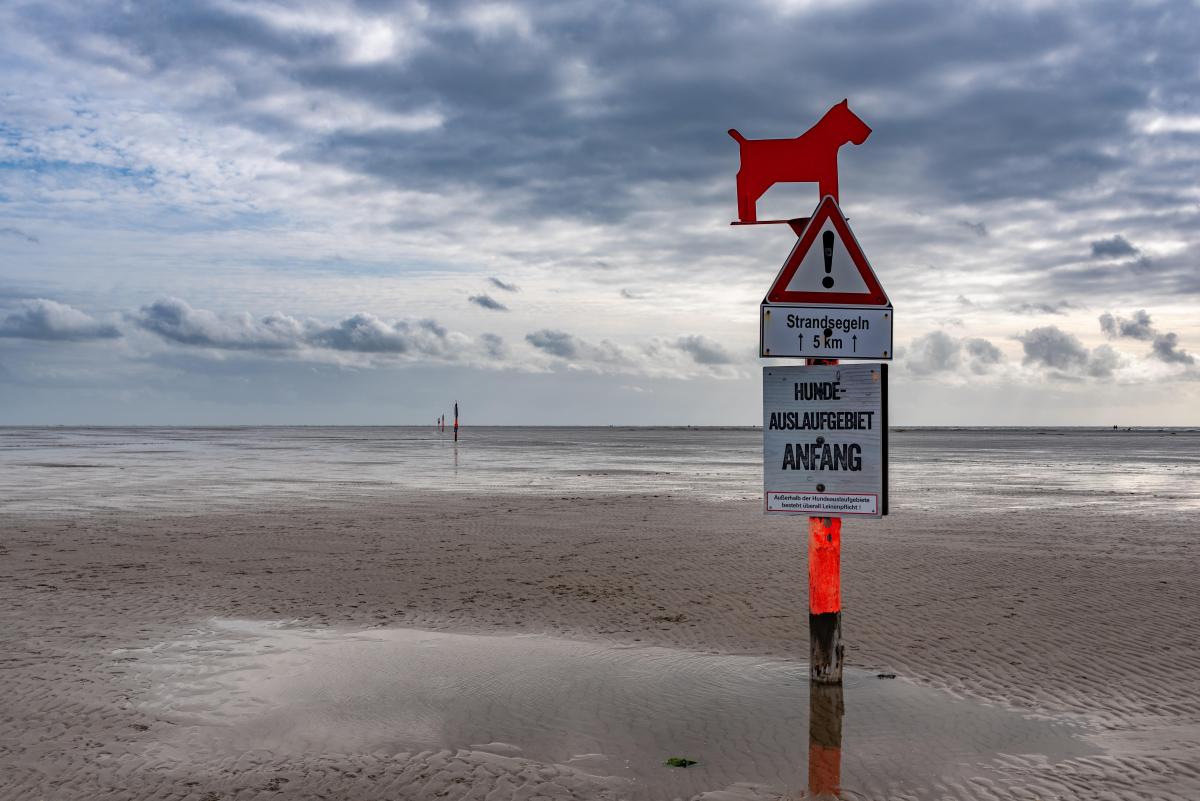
[{"left": 2, "top": 492, "right": 1199, "bottom": 799}]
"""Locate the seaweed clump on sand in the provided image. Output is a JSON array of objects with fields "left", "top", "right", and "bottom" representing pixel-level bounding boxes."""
[{"left": 664, "top": 757, "right": 698, "bottom": 768}]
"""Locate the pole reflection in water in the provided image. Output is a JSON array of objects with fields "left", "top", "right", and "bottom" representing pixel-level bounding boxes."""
[{"left": 807, "top": 682, "right": 843, "bottom": 798}]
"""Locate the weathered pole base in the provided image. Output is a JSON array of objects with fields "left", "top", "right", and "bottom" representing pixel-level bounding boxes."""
[
  {"left": 808, "top": 682, "right": 844, "bottom": 796},
  {"left": 809, "top": 611, "right": 843, "bottom": 684}
]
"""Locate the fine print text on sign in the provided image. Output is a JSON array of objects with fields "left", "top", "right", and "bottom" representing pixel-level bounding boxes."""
[
  {"left": 760, "top": 304, "right": 893, "bottom": 359},
  {"left": 763, "top": 363, "right": 888, "bottom": 518}
]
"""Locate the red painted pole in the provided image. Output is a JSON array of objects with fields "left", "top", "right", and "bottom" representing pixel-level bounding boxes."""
[
  {"left": 807, "top": 358, "right": 843, "bottom": 684},
  {"left": 809, "top": 515, "right": 842, "bottom": 683}
]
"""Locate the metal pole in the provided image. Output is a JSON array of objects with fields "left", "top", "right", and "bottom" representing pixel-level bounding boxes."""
[{"left": 807, "top": 358, "right": 843, "bottom": 684}]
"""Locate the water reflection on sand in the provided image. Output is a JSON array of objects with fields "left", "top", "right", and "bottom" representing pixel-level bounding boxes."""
[
  {"left": 808, "top": 684, "right": 843, "bottom": 799},
  {"left": 127, "top": 620, "right": 1094, "bottom": 800}
]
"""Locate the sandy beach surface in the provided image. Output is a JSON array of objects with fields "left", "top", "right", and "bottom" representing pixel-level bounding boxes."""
[{"left": 2, "top": 429, "right": 1199, "bottom": 799}]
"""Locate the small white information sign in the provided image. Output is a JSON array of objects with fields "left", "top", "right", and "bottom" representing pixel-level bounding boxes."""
[
  {"left": 761, "top": 304, "right": 893, "bottom": 359},
  {"left": 763, "top": 363, "right": 887, "bottom": 517}
]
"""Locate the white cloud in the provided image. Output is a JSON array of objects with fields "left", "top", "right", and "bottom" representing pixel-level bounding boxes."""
[
  {"left": 1131, "top": 111, "right": 1200, "bottom": 134},
  {"left": 462, "top": 3, "right": 534, "bottom": 40}
]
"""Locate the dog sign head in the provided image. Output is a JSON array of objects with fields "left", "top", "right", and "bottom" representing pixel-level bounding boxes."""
[
  {"left": 729, "top": 100, "right": 871, "bottom": 223},
  {"left": 830, "top": 99, "right": 871, "bottom": 146}
]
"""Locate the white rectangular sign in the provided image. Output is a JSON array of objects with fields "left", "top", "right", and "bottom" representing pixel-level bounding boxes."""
[
  {"left": 760, "top": 304, "right": 892, "bottom": 360},
  {"left": 763, "top": 364, "right": 887, "bottom": 518}
]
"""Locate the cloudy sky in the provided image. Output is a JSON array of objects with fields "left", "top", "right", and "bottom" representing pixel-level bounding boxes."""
[{"left": 2, "top": 0, "right": 1198, "bottom": 425}]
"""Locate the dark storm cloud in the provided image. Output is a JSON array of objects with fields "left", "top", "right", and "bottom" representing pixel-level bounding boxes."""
[
  {"left": 468, "top": 294, "right": 508, "bottom": 311},
  {"left": 1099, "top": 309, "right": 1155, "bottom": 340},
  {"left": 306, "top": 2, "right": 1116, "bottom": 216},
  {"left": 1152, "top": 332, "right": 1195, "bottom": 365},
  {"left": 1097, "top": 309, "right": 1194, "bottom": 365},
  {"left": 22, "top": 0, "right": 1200, "bottom": 234},
  {"left": 674, "top": 335, "right": 732, "bottom": 365},
  {"left": 488, "top": 278, "right": 519, "bottom": 293},
  {"left": 1016, "top": 325, "right": 1122, "bottom": 378},
  {"left": 21, "top": 2, "right": 340, "bottom": 76},
  {"left": 525, "top": 329, "right": 577, "bottom": 359},
  {"left": 1016, "top": 326, "right": 1089, "bottom": 370},
  {"left": 905, "top": 331, "right": 1003, "bottom": 375},
  {"left": 1091, "top": 236, "right": 1140, "bottom": 259},
  {"left": 0, "top": 299, "right": 120, "bottom": 341}
]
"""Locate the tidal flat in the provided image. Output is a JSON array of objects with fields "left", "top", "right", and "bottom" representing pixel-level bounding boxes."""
[{"left": 2, "top": 427, "right": 1198, "bottom": 799}]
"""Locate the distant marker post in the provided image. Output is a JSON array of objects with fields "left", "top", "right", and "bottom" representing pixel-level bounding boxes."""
[{"left": 453, "top": 401, "right": 459, "bottom": 443}]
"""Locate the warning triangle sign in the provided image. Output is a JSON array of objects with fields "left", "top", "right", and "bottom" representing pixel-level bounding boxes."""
[{"left": 764, "top": 196, "right": 889, "bottom": 306}]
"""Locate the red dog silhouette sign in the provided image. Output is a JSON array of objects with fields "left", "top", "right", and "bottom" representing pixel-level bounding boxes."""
[{"left": 729, "top": 100, "right": 871, "bottom": 223}]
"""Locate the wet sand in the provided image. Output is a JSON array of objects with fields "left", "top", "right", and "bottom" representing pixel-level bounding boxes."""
[{"left": 2, "top": 492, "right": 1199, "bottom": 799}]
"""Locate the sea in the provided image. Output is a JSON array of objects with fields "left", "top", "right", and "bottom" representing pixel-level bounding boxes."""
[{"left": 0, "top": 426, "right": 1197, "bottom": 518}]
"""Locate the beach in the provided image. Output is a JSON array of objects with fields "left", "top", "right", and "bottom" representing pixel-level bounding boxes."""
[
  {"left": 2, "top": 427, "right": 1199, "bottom": 799},
  {"left": 9, "top": 1, "right": 1200, "bottom": 798}
]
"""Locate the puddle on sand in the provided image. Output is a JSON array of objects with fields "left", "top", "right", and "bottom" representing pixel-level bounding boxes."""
[{"left": 130, "top": 620, "right": 1095, "bottom": 800}]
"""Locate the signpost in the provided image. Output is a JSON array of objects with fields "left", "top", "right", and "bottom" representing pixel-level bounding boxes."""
[{"left": 730, "top": 100, "right": 892, "bottom": 690}]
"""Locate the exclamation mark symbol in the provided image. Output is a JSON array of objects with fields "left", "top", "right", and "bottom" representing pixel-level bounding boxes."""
[{"left": 822, "top": 231, "right": 835, "bottom": 289}]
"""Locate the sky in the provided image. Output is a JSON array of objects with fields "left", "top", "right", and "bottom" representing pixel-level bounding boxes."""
[{"left": 1, "top": 0, "right": 1199, "bottom": 425}]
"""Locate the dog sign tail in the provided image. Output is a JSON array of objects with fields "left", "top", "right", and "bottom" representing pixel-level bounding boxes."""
[{"left": 728, "top": 129, "right": 747, "bottom": 144}]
